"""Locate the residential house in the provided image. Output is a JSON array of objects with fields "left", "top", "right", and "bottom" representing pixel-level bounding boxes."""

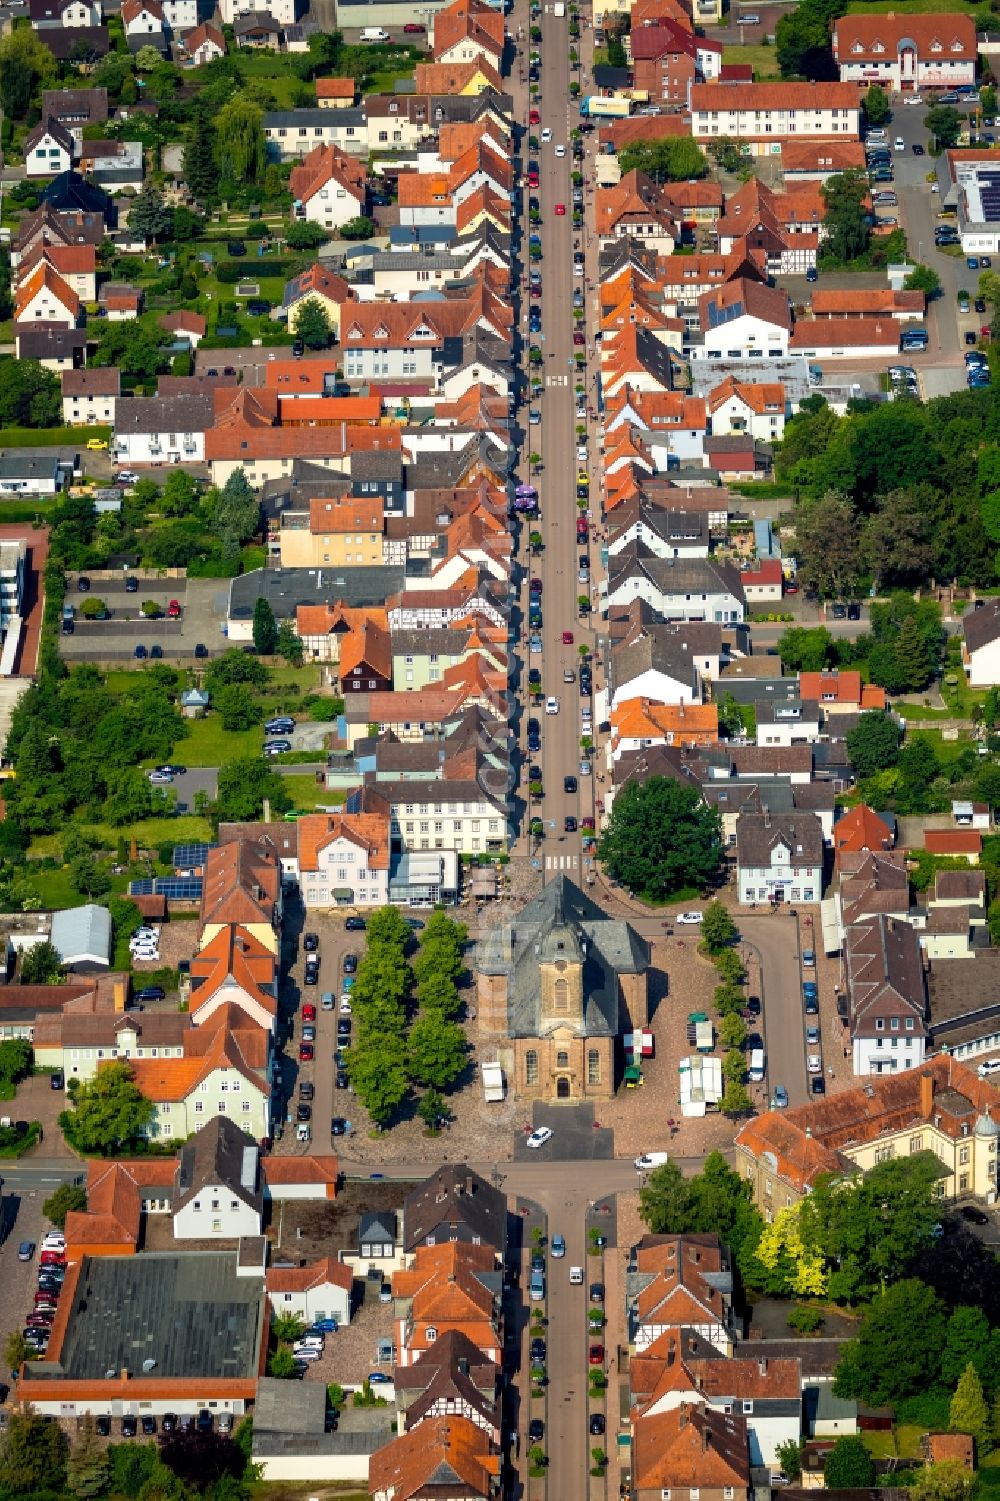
[
  {"left": 263, "top": 108, "right": 367, "bottom": 162},
  {"left": 124, "top": 1008, "right": 271, "bottom": 1141},
  {"left": 171, "top": 1113, "right": 264, "bottom": 1239},
  {"left": 740, "top": 558, "right": 783, "bottom": 604},
  {"left": 735, "top": 1056, "right": 1000, "bottom": 1212},
  {"left": 280, "top": 495, "right": 385, "bottom": 570},
  {"left": 708, "top": 377, "right": 787, "bottom": 443},
  {"left": 266, "top": 1258, "right": 354, "bottom": 1327},
  {"left": 316, "top": 77, "right": 355, "bottom": 107},
  {"left": 403, "top": 1163, "right": 506, "bottom": 1255},
  {"left": 340, "top": 615, "right": 393, "bottom": 694},
  {"left": 835, "top": 851, "right": 911, "bottom": 945},
  {"left": 41, "top": 86, "right": 108, "bottom": 136},
  {"left": 15, "top": 265, "right": 80, "bottom": 329},
  {"left": 14, "top": 327, "right": 86, "bottom": 371},
  {"left": 98, "top": 283, "right": 143, "bottom": 320},
  {"left": 833, "top": 805, "right": 894, "bottom": 863},
  {"left": 359, "top": 775, "right": 509, "bottom": 856},
  {"left": 290, "top": 143, "right": 367, "bottom": 231},
  {"left": 29, "top": 0, "right": 100, "bottom": 25},
  {"left": 280, "top": 263, "right": 354, "bottom": 337},
  {"left": 219, "top": 0, "right": 296, "bottom": 28},
  {"left": 627, "top": 1234, "right": 736, "bottom": 1355},
  {"left": 0, "top": 453, "right": 75, "bottom": 494},
  {"left": 714, "top": 178, "right": 823, "bottom": 275},
  {"left": 611, "top": 699, "right": 719, "bottom": 761},
  {"left": 369, "top": 1415, "right": 501, "bottom": 1501},
  {"left": 62, "top": 368, "right": 118, "bottom": 426},
  {"left": 736, "top": 810, "right": 824, "bottom": 906},
  {"left": 187, "top": 925, "right": 278, "bottom": 1034},
  {"left": 431, "top": 0, "right": 505, "bottom": 70},
  {"left": 160, "top": 0, "right": 197, "bottom": 29},
  {"left": 391, "top": 1241, "right": 502, "bottom": 1367},
  {"left": 606, "top": 500, "right": 711, "bottom": 562},
  {"left": 121, "top": 0, "right": 164, "bottom": 36},
  {"left": 21, "top": 243, "right": 97, "bottom": 301},
  {"left": 160, "top": 310, "right": 207, "bottom": 347},
  {"left": 629, "top": 19, "right": 723, "bottom": 107},
  {"left": 24, "top": 119, "right": 75, "bottom": 179},
  {"left": 846, "top": 913, "right": 928, "bottom": 1075},
  {"left": 393, "top": 1331, "right": 500, "bottom": 1440},
  {"left": 182, "top": 20, "right": 225, "bottom": 61},
  {"left": 799, "top": 670, "right": 887, "bottom": 714},
  {"left": 755, "top": 697, "right": 821, "bottom": 747},
  {"left": 296, "top": 812, "right": 391, "bottom": 908},
  {"left": 596, "top": 171, "right": 681, "bottom": 254},
  {"left": 200, "top": 836, "right": 282, "bottom": 953},
  {"left": 633, "top": 1404, "right": 750, "bottom": 1501},
  {"left": 832, "top": 13, "right": 976, "bottom": 91},
  {"left": 112, "top": 393, "right": 213, "bottom": 466},
  {"left": 602, "top": 546, "right": 746, "bottom": 623},
  {"left": 962, "top": 599, "right": 1000, "bottom": 687},
  {"left": 789, "top": 319, "right": 902, "bottom": 360},
  {"left": 413, "top": 59, "right": 504, "bottom": 95},
  {"left": 609, "top": 622, "right": 709, "bottom": 709},
  {"left": 697, "top": 279, "right": 792, "bottom": 361},
  {"left": 690, "top": 82, "right": 863, "bottom": 156}
]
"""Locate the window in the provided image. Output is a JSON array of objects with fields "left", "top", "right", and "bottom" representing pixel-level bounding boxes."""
[
  {"left": 742, "top": 1401, "right": 753, "bottom": 1414},
  {"left": 556, "top": 1050, "right": 569, "bottom": 1070},
  {"left": 526, "top": 1050, "right": 538, "bottom": 1085},
  {"left": 588, "top": 1049, "right": 601, "bottom": 1085},
  {"left": 426, "top": 1327, "right": 437, "bottom": 1342},
  {"left": 960, "top": 1145, "right": 970, "bottom": 1165},
  {"left": 553, "top": 977, "right": 569, "bottom": 1012},
  {"left": 910, "top": 1134, "right": 923, "bottom": 1153}
]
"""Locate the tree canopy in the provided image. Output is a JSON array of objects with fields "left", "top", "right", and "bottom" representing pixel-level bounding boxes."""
[
  {"left": 598, "top": 777, "right": 722, "bottom": 901},
  {"left": 617, "top": 137, "right": 708, "bottom": 182},
  {"left": 59, "top": 1061, "right": 155, "bottom": 1153}
]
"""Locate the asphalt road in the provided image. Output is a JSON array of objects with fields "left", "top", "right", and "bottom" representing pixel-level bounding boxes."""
[
  {"left": 741, "top": 911, "right": 809, "bottom": 1108},
  {"left": 524, "top": 6, "right": 601, "bottom": 890}
]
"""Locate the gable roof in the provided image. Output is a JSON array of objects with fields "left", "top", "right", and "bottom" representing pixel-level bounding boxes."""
[
  {"left": 633, "top": 1403, "right": 750, "bottom": 1491},
  {"left": 833, "top": 804, "right": 894, "bottom": 857},
  {"left": 188, "top": 924, "right": 277, "bottom": 1022},
  {"left": 403, "top": 1163, "right": 506, "bottom": 1252},
  {"left": 833, "top": 12, "right": 975, "bottom": 62},
  {"left": 846, "top": 913, "right": 926, "bottom": 1031},
  {"left": 200, "top": 836, "right": 281, "bottom": 929},
  {"left": 174, "top": 1115, "right": 262, "bottom": 1214},
  {"left": 736, "top": 811, "right": 824, "bottom": 868},
  {"left": 699, "top": 276, "right": 792, "bottom": 334},
  {"left": 15, "top": 263, "right": 79, "bottom": 322},
  {"left": 266, "top": 1255, "right": 353, "bottom": 1294},
  {"left": 368, "top": 1415, "right": 500, "bottom": 1501},
  {"left": 296, "top": 811, "right": 390, "bottom": 874},
  {"left": 432, "top": 0, "right": 505, "bottom": 60},
  {"left": 963, "top": 598, "right": 1000, "bottom": 654}
]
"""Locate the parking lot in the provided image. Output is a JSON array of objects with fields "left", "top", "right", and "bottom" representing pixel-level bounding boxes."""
[{"left": 58, "top": 576, "right": 229, "bottom": 661}]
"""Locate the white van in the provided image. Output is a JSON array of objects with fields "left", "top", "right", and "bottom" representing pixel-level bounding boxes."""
[
  {"left": 361, "top": 25, "right": 390, "bottom": 40},
  {"left": 634, "top": 1152, "right": 669, "bottom": 1171},
  {"left": 748, "top": 1048, "right": 766, "bottom": 1084}
]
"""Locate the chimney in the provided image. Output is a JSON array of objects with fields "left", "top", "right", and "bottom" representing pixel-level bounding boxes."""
[
  {"left": 458, "top": 1357, "right": 469, "bottom": 1375},
  {"left": 702, "top": 1423, "right": 710, "bottom": 1453},
  {"left": 678, "top": 1407, "right": 688, "bottom": 1430},
  {"left": 920, "top": 1071, "right": 935, "bottom": 1118},
  {"left": 758, "top": 1357, "right": 767, "bottom": 1377}
]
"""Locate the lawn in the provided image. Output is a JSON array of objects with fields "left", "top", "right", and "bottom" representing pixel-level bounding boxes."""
[
  {"left": 721, "top": 42, "right": 781, "bottom": 77},
  {"left": 175, "top": 715, "right": 266, "bottom": 767},
  {"left": 850, "top": 0, "right": 969, "bottom": 10},
  {"left": 281, "top": 777, "right": 346, "bottom": 812},
  {"left": 896, "top": 702, "right": 955, "bottom": 721},
  {"left": 0, "top": 425, "right": 111, "bottom": 448},
  {"left": 29, "top": 814, "right": 213, "bottom": 860}
]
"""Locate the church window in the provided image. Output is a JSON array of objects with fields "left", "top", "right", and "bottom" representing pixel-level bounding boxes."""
[
  {"left": 556, "top": 1050, "right": 569, "bottom": 1069},
  {"left": 525, "top": 1050, "right": 538, "bottom": 1085},
  {"left": 553, "top": 977, "right": 569, "bottom": 1011},
  {"left": 588, "top": 1050, "right": 601, "bottom": 1085}
]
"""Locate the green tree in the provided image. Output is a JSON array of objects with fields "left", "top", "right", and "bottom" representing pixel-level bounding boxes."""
[
  {"left": 210, "top": 468, "right": 259, "bottom": 545},
  {"left": 865, "top": 84, "right": 889, "bottom": 125},
  {"left": 339, "top": 215, "right": 377, "bottom": 240},
  {"left": 912, "top": 1463, "right": 976, "bottom": 1501},
  {"left": 0, "top": 1037, "right": 32, "bottom": 1089},
  {"left": 267, "top": 1344, "right": 299, "bottom": 1378},
  {"left": 43, "top": 1182, "right": 87, "bottom": 1229},
  {"left": 293, "top": 296, "right": 333, "bottom": 349},
  {"left": 860, "top": 490, "right": 935, "bottom": 589},
  {"left": 4, "top": 1331, "right": 28, "bottom": 1371},
  {"left": 906, "top": 263, "right": 942, "bottom": 298},
  {"left": 824, "top": 1436, "right": 875, "bottom": 1489},
  {"left": 214, "top": 97, "right": 266, "bottom": 185},
  {"left": 0, "top": 28, "right": 56, "bottom": 119},
  {"left": 66, "top": 1414, "right": 112, "bottom": 1499},
  {"left": 834, "top": 1279, "right": 947, "bottom": 1405},
  {"left": 61, "top": 1063, "right": 154, "bottom": 1153},
  {"left": 271, "top": 1313, "right": 305, "bottom": 1342},
  {"left": 846, "top": 712, "right": 900, "bottom": 779},
  {"left": 215, "top": 756, "right": 292, "bottom": 822},
  {"left": 617, "top": 137, "right": 708, "bottom": 182},
  {"left": 0, "top": 358, "right": 61, "bottom": 428},
  {"left": 925, "top": 105, "right": 963, "bottom": 149},
  {"left": 252, "top": 597, "right": 278, "bottom": 655},
  {"left": 276, "top": 620, "right": 304, "bottom": 665},
  {"left": 720, "top": 1080, "right": 752, "bottom": 1116},
  {"left": 347, "top": 1029, "right": 409, "bottom": 1126},
  {"left": 407, "top": 1012, "right": 467, "bottom": 1090},
  {"left": 206, "top": 647, "right": 270, "bottom": 691},
  {"left": 774, "top": 0, "right": 844, "bottom": 79},
  {"left": 791, "top": 492, "right": 861, "bottom": 597},
  {"left": 821, "top": 171, "right": 872, "bottom": 263},
  {"left": 285, "top": 221, "right": 331, "bottom": 250},
  {"left": 91, "top": 320, "right": 167, "bottom": 381},
  {"left": 598, "top": 777, "right": 722, "bottom": 902},
  {"left": 950, "top": 1362, "right": 990, "bottom": 1448},
  {"left": 20, "top": 939, "right": 62, "bottom": 984},
  {"left": 184, "top": 104, "right": 218, "bottom": 205},
  {"left": 777, "top": 626, "right": 838, "bottom": 673},
  {"left": 718, "top": 1012, "right": 747, "bottom": 1049},
  {"left": 216, "top": 683, "right": 263, "bottom": 732},
  {"left": 0, "top": 1410, "right": 69, "bottom": 1494},
  {"left": 127, "top": 183, "right": 173, "bottom": 244},
  {"left": 868, "top": 615, "right": 934, "bottom": 694},
  {"left": 941, "top": 1307, "right": 992, "bottom": 1389},
  {"left": 699, "top": 901, "right": 737, "bottom": 954},
  {"left": 775, "top": 1440, "right": 805, "bottom": 1482},
  {"left": 417, "top": 1086, "right": 446, "bottom": 1129}
]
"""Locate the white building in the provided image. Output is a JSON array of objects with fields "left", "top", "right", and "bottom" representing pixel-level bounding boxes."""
[
  {"left": 220, "top": 0, "right": 296, "bottom": 28},
  {"left": 698, "top": 279, "right": 792, "bottom": 362},
  {"left": 24, "top": 120, "right": 74, "bottom": 178},
  {"left": 690, "top": 82, "right": 862, "bottom": 157},
  {"left": 963, "top": 599, "right": 1000, "bottom": 686},
  {"left": 62, "top": 368, "right": 119, "bottom": 426},
  {"left": 846, "top": 913, "right": 928, "bottom": 1077},
  {"left": 265, "top": 1258, "right": 354, "bottom": 1327},
  {"left": 112, "top": 393, "right": 213, "bottom": 467},
  {"left": 296, "top": 813, "right": 391, "bottom": 909},
  {"left": 832, "top": 14, "right": 976, "bottom": 92},
  {"left": 602, "top": 551, "right": 746, "bottom": 624},
  {"left": 736, "top": 811, "right": 824, "bottom": 907}
]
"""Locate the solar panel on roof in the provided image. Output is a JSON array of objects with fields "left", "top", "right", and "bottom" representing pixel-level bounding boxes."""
[
  {"left": 128, "top": 880, "right": 155, "bottom": 896},
  {"left": 172, "top": 842, "right": 214, "bottom": 867},
  {"left": 153, "top": 877, "right": 204, "bottom": 899}
]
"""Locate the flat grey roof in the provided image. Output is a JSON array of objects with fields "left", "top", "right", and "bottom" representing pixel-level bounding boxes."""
[
  {"left": 53, "top": 1252, "right": 264, "bottom": 1381},
  {"left": 229, "top": 565, "right": 406, "bottom": 622}
]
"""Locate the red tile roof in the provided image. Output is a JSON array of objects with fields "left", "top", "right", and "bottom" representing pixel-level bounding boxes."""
[{"left": 924, "top": 830, "right": 982, "bottom": 856}]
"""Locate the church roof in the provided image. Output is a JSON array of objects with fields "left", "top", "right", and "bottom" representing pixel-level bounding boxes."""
[{"left": 474, "top": 874, "right": 648, "bottom": 1039}]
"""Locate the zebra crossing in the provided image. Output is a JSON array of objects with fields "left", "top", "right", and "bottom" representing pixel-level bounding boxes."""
[
  {"left": 545, "top": 853, "right": 579, "bottom": 871},
  {"left": 545, "top": 373, "right": 570, "bottom": 387}
]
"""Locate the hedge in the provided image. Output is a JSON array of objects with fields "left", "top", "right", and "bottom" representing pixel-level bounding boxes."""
[{"left": 216, "top": 258, "right": 297, "bottom": 283}]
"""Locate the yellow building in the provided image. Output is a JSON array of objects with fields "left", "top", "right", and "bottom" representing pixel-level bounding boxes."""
[
  {"left": 279, "top": 495, "right": 385, "bottom": 570},
  {"left": 735, "top": 1057, "right": 1000, "bottom": 1217}
]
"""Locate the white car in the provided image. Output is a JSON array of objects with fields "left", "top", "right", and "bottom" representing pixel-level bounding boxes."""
[
  {"left": 576, "top": 445, "right": 587, "bottom": 462},
  {"left": 526, "top": 1126, "right": 553, "bottom": 1150},
  {"left": 807, "top": 1054, "right": 822, "bottom": 1075},
  {"left": 906, "top": 94, "right": 923, "bottom": 104},
  {"left": 293, "top": 1336, "right": 324, "bottom": 1352},
  {"left": 554, "top": 144, "right": 565, "bottom": 157},
  {"left": 676, "top": 911, "right": 703, "bottom": 925},
  {"left": 340, "top": 998, "right": 352, "bottom": 1014},
  {"left": 292, "top": 1346, "right": 322, "bottom": 1362},
  {"left": 894, "top": 136, "right": 905, "bottom": 152},
  {"left": 541, "top": 127, "right": 552, "bottom": 142},
  {"left": 979, "top": 1058, "right": 1000, "bottom": 1077},
  {"left": 545, "top": 696, "right": 559, "bottom": 715}
]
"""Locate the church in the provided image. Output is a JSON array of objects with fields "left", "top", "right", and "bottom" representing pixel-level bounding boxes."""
[{"left": 475, "top": 876, "right": 650, "bottom": 1102}]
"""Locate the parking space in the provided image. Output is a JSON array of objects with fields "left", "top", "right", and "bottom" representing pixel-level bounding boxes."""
[
  {"left": 0, "top": 1193, "right": 49, "bottom": 1366},
  {"left": 58, "top": 575, "right": 230, "bottom": 662}
]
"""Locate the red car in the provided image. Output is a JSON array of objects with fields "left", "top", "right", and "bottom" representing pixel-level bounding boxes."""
[
  {"left": 302, "top": 1003, "right": 317, "bottom": 1022},
  {"left": 167, "top": 599, "right": 181, "bottom": 618},
  {"left": 40, "top": 1251, "right": 66, "bottom": 1267},
  {"left": 573, "top": 332, "right": 585, "bottom": 346},
  {"left": 299, "top": 1043, "right": 314, "bottom": 1062},
  {"left": 589, "top": 1344, "right": 604, "bottom": 1366},
  {"left": 403, "top": 20, "right": 424, "bottom": 29},
  {"left": 576, "top": 520, "right": 588, "bottom": 541},
  {"left": 562, "top": 631, "right": 573, "bottom": 645},
  {"left": 529, "top": 108, "right": 540, "bottom": 125},
  {"left": 555, "top": 203, "right": 566, "bottom": 215},
  {"left": 527, "top": 170, "right": 539, "bottom": 188},
  {"left": 530, "top": 577, "right": 543, "bottom": 594}
]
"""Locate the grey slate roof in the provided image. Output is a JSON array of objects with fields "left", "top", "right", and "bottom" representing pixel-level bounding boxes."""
[
  {"left": 475, "top": 874, "right": 648, "bottom": 1039},
  {"left": 610, "top": 502, "right": 710, "bottom": 550},
  {"left": 391, "top": 627, "right": 470, "bottom": 659},
  {"left": 174, "top": 1116, "right": 263, "bottom": 1218},
  {"left": 403, "top": 1163, "right": 505, "bottom": 1253},
  {"left": 229, "top": 565, "right": 406, "bottom": 623},
  {"left": 607, "top": 542, "right": 746, "bottom": 603},
  {"left": 264, "top": 107, "right": 366, "bottom": 130},
  {"left": 114, "top": 394, "right": 213, "bottom": 434},
  {"left": 735, "top": 811, "right": 824, "bottom": 869},
  {"left": 612, "top": 627, "right": 700, "bottom": 694},
  {"left": 15, "top": 327, "right": 87, "bottom": 361},
  {"left": 963, "top": 598, "right": 1000, "bottom": 653}
]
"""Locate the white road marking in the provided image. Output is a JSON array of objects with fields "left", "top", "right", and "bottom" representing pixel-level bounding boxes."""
[{"left": 545, "top": 854, "right": 579, "bottom": 871}]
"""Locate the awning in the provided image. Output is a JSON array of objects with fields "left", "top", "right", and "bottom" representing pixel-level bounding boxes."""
[
  {"left": 332, "top": 887, "right": 354, "bottom": 902},
  {"left": 821, "top": 896, "right": 841, "bottom": 955}
]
